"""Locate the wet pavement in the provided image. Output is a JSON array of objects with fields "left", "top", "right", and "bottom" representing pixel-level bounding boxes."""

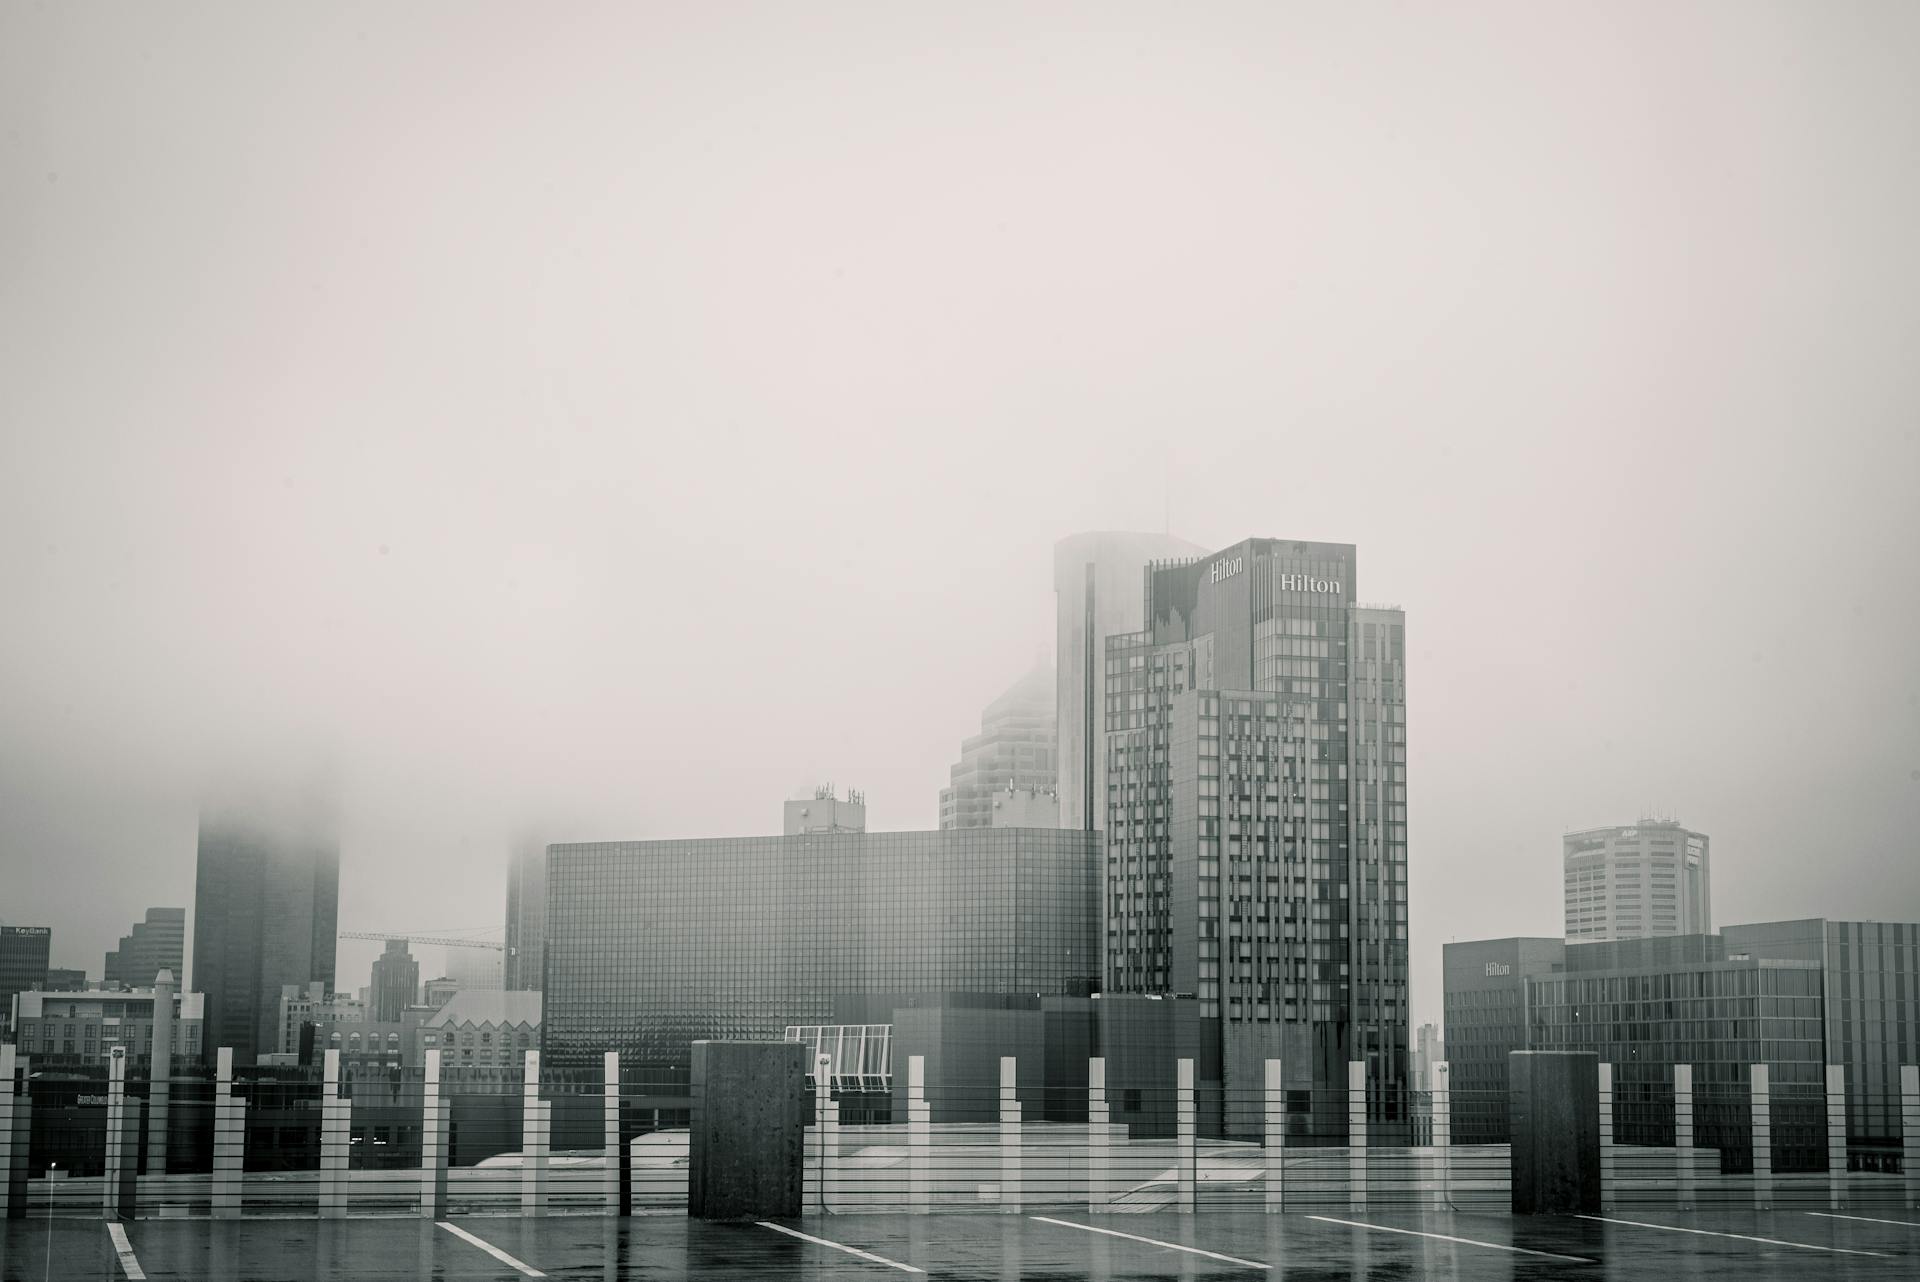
[{"left": 2, "top": 1207, "right": 1916, "bottom": 1280}]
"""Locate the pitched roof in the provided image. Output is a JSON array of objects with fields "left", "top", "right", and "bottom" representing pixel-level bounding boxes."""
[{"left": 425, "top": 989, "right": 542, "bottom": 1029}]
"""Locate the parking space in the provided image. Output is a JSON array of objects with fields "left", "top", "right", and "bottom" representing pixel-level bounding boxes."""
[{"left": 0, "top": 1209, "right": 1913, "bottom": 1280}]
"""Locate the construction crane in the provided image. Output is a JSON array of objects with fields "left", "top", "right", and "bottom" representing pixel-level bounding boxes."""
[{"left": 338, "top": 930, "right": 505, "bottom": 951}]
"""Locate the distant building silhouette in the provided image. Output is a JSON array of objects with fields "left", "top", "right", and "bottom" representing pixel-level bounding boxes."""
[
  {"left": 504, "top": 834, "right": 546, "bottom": 992},
  {"left": 369, "top": 938, "right": 419, "bottom": 1022},
  {"left": 939, "top": 665, "right": 1057, "bottom": 829},
  {"left": 191, "top": 798, "right": 339, "bottom": 1064},
  {"left": 1564, "top": 819, "right": 1710, "bottom": 942},
  {"left": 104, "top": 906, "right": 185, "bottom": 988}
]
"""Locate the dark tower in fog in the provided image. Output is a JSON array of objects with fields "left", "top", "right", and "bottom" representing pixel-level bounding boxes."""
[
  {"left": 369, "top": 938, "right": 419, "bottom": 1022},
  {"left": 191, "top": 800, "right": 339, "bottom": 1064},
  {"left": 504, "top": 835, "right": 546, "bottom": 992}
]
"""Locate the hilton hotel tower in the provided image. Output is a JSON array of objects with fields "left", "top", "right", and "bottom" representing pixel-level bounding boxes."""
[{"left": 1104, "top": 538, "right": 1408, "bottom": 1130}]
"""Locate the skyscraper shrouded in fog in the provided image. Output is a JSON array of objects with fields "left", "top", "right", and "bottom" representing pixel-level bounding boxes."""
[
  {"left": 369, "top": 938, "right": 419, "bottom": 1021},
  {"left": 1103, "top": 537, "right": 1408, "bottom": 1136},
  {"left": 1564, "top": 819, "right": 1710, "bottom": 942},
  {"left": 503, "top": 834, "right": 546, "bottom": 992},
  {"left": 938, "top": 663, "right": 1058, "bottom": 829},
  {"left": 191, "top": 800, "right": 340, "bottom": 1064},
  {"left": 1054, "top": 531, "right": 1206, "bottom": 833}
]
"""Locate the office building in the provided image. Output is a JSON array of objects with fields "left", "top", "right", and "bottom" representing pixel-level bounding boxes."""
[
  {"left": 1103, "top": 537, "right": 1409, "bottom": 1138},
  {"left": 939, "top": 665, "right": 1057, "bottom": 829},
  {"left": 1440, "top": 937, "right": 1566, "bottom": 1142},
  {"left": 503, "top": 834, "right": 546, "bottom": 991},
  {"left": 275, "top": 982, "right": 366, "bottom": 1056},
  {"left": 783, "top": 785, "right": 867, "bottom": 835},
  {"left": 192, "top": 800, "right": 339, "bottom": 1064},
  {"left": 544, "top": 828, "right": 1100, "bottom": 1079},
  {"left": 369, "top": 939, "right": 420, "bottom": 1022},
  {"left": 1054, "top": 530, "right": 1205, "bottom": 832},
  {"left": 1563, "top": 819, "right": 1710, "bottom": 942},
  {"left": 424, "top": 976, "right": 460, "bottom": 1010},
  {"left": 447, "top": 945, "right": 503, "bottom": 992},
  {"left": 0, "top": 925, "right": 52, "bottom": 1037},
  {"left": 9, "top": 984, "right": 204, "bottom": 1071},
  {"left": 1413, "top": 1022, "right": 1443, "bottom": 1091},
  {"left": 1723, "top": 918, "right": 1920, "bottom": 1157},
  {"left": 1444, "top": 923, "right": 1917, "bottom": 1164},
  {"left": 103, "top": 907, "right": 186, "bottom": 989},
  {"left": 44, "top": 968, "right": 88, "bottom": 992}
]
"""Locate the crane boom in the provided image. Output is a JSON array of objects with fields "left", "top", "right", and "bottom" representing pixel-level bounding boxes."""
[{"left": 338, "top": 930, "right": 505, "bottom": 951}]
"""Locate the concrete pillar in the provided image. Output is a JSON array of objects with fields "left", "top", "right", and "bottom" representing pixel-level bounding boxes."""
[
  {"left": 1263, "top": 1058, "right": 1285, "bottom": 1214},
  {"left": 320, "top": 1048, "right": 347, "bottom": 1218},
  {"left": 1176, "top": 1058, "right": 1197, "bottom": 1213},
  {"left": 1751, "top": 1063, "right": 1773, "bottom": 1210},
  {"left": 1826, "top": 1064, "right": 1848, "bottom": 1210},
  {"left": 1431, "top": 1061, "right": 1451, "bottom": 1210},
  {"left": 1347, "top": 1060, "right": 1366, "bottom": 1211},
  {"left": 604, "top": 1052, "right": 622, "bottom": 1216},
  {"left": 686, "top": 1041, "right": 807, "bottom": 1220},
  {"left": 420, "top": 1048, "right": 447, "bottom": 1218},
  {"left": 1597, "top": 1063, "right": 1615, "bottom": 1211},
  {"left": 907, "top": 1055, "right": 929, "bottom": 1215},
  {"left": 999, "top": 1056, "right": 1021, "bottom": 1213},
  {"left": 1901, "top": 1065, "right": 1919, "bottom": 1211},
  {"left": 0, "top": 1045, "right": 20, "bottom": 1220},
  {"left": 212, "top": 1048, "right": 245, "bottom": 1220},
  {"left": 1509, "top": 1051, "right": 1601, "bottom": 1215},
  {"left": 145, "top": 969, "right": 174, "bottom": 1176},
  {"left": 1087, "top": 1057, "right": 1109, "bottom": 1214},
  {"left": 102, "top": 1047, "right": 128, "bottom": 1219},
  {"left": 522, "top": 1050, "right": 548, "bottom": 1217},
  {"left": 1674, "top": 1064, "right": 1694, "bottom": 1211}
]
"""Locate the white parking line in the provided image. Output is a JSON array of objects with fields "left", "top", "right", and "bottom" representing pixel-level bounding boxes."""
[
  {"left": 435, "top": 1221, "right": 547, "bottom": 1277},
  {"left": 756, "top": 1221, "right": 925, "bottom": 1274},
  {"left": 1030, "top": 1215, "right": 1270, "bottom": 1270},
  {"left": 1807, "top": 1211, "right": 1920, "bottom": 1229},
  {"left": 1578, "top": 1214, "right": 1894, "bottom": 1258},
  {"left": 1306, "top": 1214, "right": 1595, "bottom": 1263},
  {"left": 106, "top": 1223, "right": 146, "bottom": 1280}
]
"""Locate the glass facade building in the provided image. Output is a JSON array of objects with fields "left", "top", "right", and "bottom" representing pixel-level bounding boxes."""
[
  {"left": 542, "top": 828, "right": 1100, "bottom": 1078},
  {"left": 503, "top": 835, "right": 546, "bottom": 991},
  {"left": 1103, "top": 538, "right": 1409, "bottom": 1138},
  {"left": 1723, "top": 918, "right": 1920, "bottom": 1151},
  {"left": 103, "top": 907, "right": 186, "bottom": 990},
  {"left": 0, "top": 925, "right": 52, "bottom": 1038}
]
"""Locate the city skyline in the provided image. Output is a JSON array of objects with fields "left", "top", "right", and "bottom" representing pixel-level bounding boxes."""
[{"left": 5, "top": 3, "right": 1919, "bottom": 1043}]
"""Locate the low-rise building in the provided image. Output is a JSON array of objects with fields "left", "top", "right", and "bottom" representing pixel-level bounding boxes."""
[
  {"left": 421, "top": 990, "right": 541, "bottom": 1073},
  {"left": 8, "top": 985, "right": 204, "bottom": 1071}
]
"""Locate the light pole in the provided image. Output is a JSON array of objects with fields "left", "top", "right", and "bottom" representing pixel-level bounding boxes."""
[{"left": 43, "top": 1159, "right": 56, "bottom": 1282}]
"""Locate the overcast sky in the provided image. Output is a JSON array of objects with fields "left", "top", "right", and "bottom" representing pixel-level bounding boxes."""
[{"left": 3, "top": 2, "right": 1917, "bottom": 1027}]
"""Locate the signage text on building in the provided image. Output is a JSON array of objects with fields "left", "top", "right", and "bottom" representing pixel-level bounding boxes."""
[
  {"left": 1485, "top": 961, "right": 1511, "bottom": 977},
  {"left": 1209, "top": 555, "right": 1244, "bottom": 583},
  {"left": 1278, "top": 573, "right": 1341, "bottom": 595}
]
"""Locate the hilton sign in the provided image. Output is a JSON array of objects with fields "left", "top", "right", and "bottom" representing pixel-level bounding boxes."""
[
  {"left": 1278, "top": 573, "right": 1341, "bottom": 595},
  {"left": 1208, "top": 556, "right": 1244, "bottom": 583},
  {"left": 1485, "top": 962, "right": 1512, "bottom": 977}
]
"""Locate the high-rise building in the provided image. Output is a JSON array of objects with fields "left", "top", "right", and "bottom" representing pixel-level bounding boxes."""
[
  {"left": 1102, "top": 537, "right": 1409, "bottom": 1138},
  {"left": 503, "top": 835, "right": 546, "bottom": 992},
  {"left": 103, "top": 907, "right": 185, "bottom": 989},
  {"left": 191, "top": 801, "right": 340, "bottom": 1064},
  {"left": 1563, "top": 819, "right": 1710, "bottom": 942},
  {"left": 939, "top": 665, "right": 1058, "bottom": 829},
  {"left": 1412, "top": 1021, "right": 1443, "bottom": 1091},
  {"left": 1054, "top": 531, "right": 1205, "bottom": 833},
  {"left": 0, "top": 925, "right": 52, "bottom": 1037},
  {"left": 544, "top": 828, "right": 1100, "bottom": 1081},
  {"left": 369, "top": 938, "right": 419, "bottom": 1022},
  {"left": 446, "top": 945, "right": 503, "bottom": 992}
]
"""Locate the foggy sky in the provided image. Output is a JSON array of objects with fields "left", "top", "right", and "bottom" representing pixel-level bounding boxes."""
[{"left": 3, "top": 2, "right": 1917, "bottom": 1026}]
